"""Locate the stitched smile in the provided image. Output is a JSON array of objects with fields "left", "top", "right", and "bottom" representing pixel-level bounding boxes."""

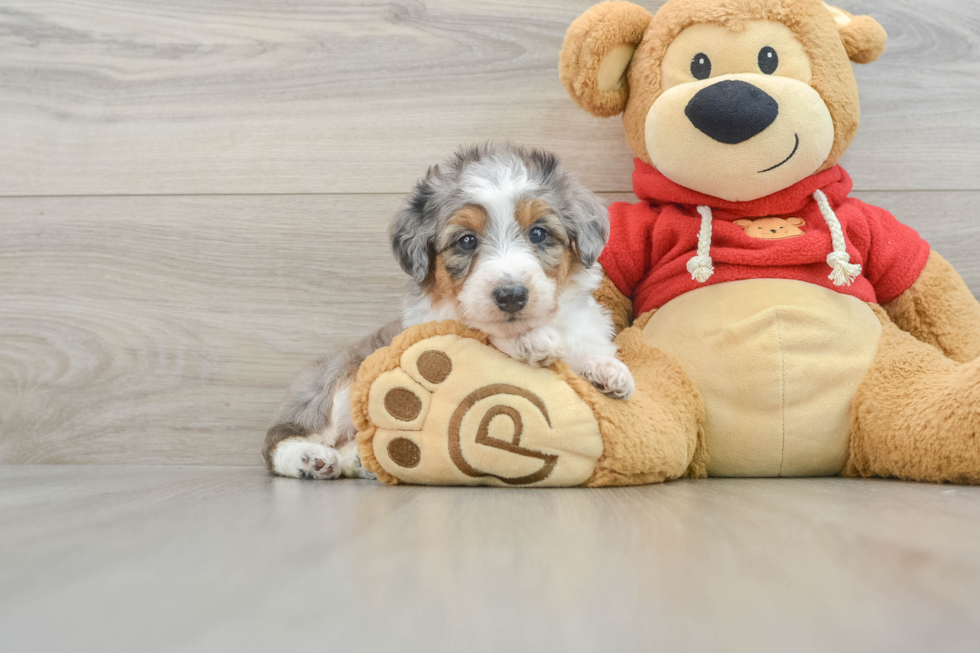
[{"left": 758, "top": 134, "right": 800, "bottom": 173}]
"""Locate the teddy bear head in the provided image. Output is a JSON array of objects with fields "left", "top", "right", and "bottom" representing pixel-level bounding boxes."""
[{"left": 560, "top": 0, "right": 887, "bottom": 202}]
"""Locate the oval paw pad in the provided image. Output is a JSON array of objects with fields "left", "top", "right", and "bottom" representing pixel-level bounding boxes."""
[
  {"left": 387, "top": 437, "right": 422, "bottom": 468},
  {"left": 367, "top": 368, "right": 430, "bottom": 431},
  {"left": 417, "top": 350, "right": 452, "bottom": 384},
  {"left": 383, "top": 388, "right": 423, "bottom": 422}
]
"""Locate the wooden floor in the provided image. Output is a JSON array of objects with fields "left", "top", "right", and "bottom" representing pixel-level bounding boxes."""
[
  {"left": 2, "top": 467, "right": 979, "bottom": 652},
  {"left": 3, "top": 1, "right": 980, "bottom": 649}
]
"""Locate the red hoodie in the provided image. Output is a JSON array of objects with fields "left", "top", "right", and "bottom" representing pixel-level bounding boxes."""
[{"left": 599, "top": 160, "right": 931, "bottom": 316}]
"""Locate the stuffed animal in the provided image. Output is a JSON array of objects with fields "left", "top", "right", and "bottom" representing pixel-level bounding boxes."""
[{"left": 352, "top": 0, "right": 980, "bottom": 487}]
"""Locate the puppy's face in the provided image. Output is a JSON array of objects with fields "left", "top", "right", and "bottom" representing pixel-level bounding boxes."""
[
  {"left": 390, "top": 144, "right": 609, "bottom": 339},
  {"left": 434, "top": 198, "right": 577, "bottom": 338}
]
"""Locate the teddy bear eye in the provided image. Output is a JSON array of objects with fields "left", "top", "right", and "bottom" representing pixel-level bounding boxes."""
[
  {"left": 758, "top": 46, "right": 778, "bottom": 75},
  {"left": 691, "top": 53, "right": 711, "bottom": 80}
]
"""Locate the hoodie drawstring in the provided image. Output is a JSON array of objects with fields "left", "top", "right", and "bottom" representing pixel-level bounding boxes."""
[
  {"left": 686, "top": 205, "right": 715, "bottom": 282},
  {"left": 812, "top": 189, "right": 862, "bottom": 286},
  {"left": 686, "top": 191, "right": 861, "bottom": 287}
]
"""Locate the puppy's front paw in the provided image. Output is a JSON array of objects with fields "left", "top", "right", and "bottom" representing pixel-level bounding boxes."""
[
  {"left": 525, "top": 329, "right": 566, "bottom": 367},
  {"left": 578, "top": 356, "right": 635, "bottom": 400},
  {"left": 493, "top": 328, "right": 566, "bottom": 367},
  {"left": 272, "top": 440, "right": 342, "bottom": 480}
]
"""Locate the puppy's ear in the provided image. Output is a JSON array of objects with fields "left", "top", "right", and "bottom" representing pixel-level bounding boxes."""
[
  {"left": 389, "top": 171, "right": 439, "bottom": 284},
  {"left": 559, "top": 2, "right": 653, "bottom": 118},
  {"left": 568, "top": 189, "right": 610, "bottom": 268},
  {"left": 787, "top": 217, "right": 806, "bottom": 226},
  {"left": 825, "top": 3, "right": 887, "bottom": 64}
]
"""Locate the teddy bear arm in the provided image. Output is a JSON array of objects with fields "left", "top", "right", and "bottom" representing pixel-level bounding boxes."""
[
  {"left": 883, "top": 251, "right": 980, "bottom": 364},
  {"left": 593, "top": 271, "right": 633, "bottom": 334}
]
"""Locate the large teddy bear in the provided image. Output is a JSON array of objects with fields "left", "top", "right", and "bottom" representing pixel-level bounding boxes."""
[{"left": 351, "top": 0, "right": 980, "bottom": 487}]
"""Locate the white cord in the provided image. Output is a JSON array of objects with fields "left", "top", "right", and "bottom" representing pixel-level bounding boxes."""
[
  {"left": 687, "top": 205, "right": 715, "bottom": 283},
  {"left": 813, "top": 189, "right": 861, "bottom": 286}
]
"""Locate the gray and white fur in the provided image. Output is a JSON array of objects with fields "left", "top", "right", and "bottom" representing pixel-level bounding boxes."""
[{"left": 264, "top": 143, "right": 634, "bottom": 480}]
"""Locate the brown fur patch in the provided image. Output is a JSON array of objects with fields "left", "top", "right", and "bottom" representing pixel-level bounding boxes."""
[
  {"left": 547, "top": 246, "right": 580, "bottom": 287},
  {"left": 515, "top": 198, "right": 553, "bottom": 231},
  {"left": 427, "top": 204, "right": 489, "bottom": 305},
  {"left": 430, "top": 252, "right": 468, "bottom": 305},
  {"left": 448, "top": 204, "right": 488, "bottom": 233}
]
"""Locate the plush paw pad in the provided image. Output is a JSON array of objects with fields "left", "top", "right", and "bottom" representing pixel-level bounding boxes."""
[{"left": 365, "top": 335, "right": 603, "bottom": 487}]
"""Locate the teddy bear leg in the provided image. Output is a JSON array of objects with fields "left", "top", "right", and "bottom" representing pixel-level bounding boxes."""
[
  {"left": 846, "top": 306, "right": 980, "bottom": 484},
  {"left": 351, "top": 321, "right": 704, "bottom": 487},
  {"left": 579, "top": 323, "right": 705, "bottom": 487}
]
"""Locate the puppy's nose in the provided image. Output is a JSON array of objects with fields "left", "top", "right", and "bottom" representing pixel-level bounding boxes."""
[
  {"left": 492, "top": 285, "right": 528, "bottom": 314},
  {"left": 685, "top": 80, "right": 779, "bottom": 144}
]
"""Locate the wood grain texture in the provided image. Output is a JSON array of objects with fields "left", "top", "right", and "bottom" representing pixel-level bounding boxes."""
[
  {"left": 0, "top": 193, "right": 404, "bottom": 465},
  {"left": 1, "top": 191, "right": 978, "bottom": 466},
  {"left": 0, "top": 0, "right": 977, "bottom": 196},
  {"left": 1, "top": 467, "right": 979, "bottom": 653}
]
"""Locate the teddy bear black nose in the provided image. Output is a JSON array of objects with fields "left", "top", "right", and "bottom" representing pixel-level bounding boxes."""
[{"left": 685, "top": 80, "right": 779, "bottom": 145}]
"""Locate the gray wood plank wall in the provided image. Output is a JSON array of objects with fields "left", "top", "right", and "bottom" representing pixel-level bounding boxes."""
[{"left": 2, "top": 0, "right": 979, "bottom": 466}]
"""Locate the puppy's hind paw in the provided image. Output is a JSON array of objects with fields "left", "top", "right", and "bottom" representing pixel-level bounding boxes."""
[
  {"left": 336, "top": 440, "right": 378, "bottom": 480},
  {"left": 272, "top": 440, "right": 342, "bottom": 480},
  {"left": 579, "top": 356, "right": 635, "bottom": 400}
]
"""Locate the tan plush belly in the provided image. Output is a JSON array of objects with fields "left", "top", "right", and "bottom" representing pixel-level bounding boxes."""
[{"left": 643, "top": 279, "right": 882, "bottom": 477}]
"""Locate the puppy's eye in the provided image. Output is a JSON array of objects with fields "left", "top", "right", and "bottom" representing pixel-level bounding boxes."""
[
  {"left": 758, "top": 46, "right": 778, "bottom": 75},
  {"left": 529, "top": 227, "right": 549, "bottom": 244},
  {"left": 457, "top": 234, "right": 478, "bottom": 251},
  {"left": 691, "top": 53, "right": 711, "bottom": 80}
]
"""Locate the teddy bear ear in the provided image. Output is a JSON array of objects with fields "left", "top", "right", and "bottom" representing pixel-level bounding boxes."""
[
  {"left": 559, "top": 2, "right": 654, "bottom": 117},
  {"left": 824, "top": 3, "right": 888, "bottom": 64},
  {"left": 733, "top": 219, "right": 753, "bottom": 228},
  {"left": 787, "top": 217, "right": 806, "bottom": 226}
]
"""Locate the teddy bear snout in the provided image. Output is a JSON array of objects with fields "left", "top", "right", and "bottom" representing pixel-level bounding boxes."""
[{"left": 684, "top": 79, "right": 779, "bottom": 145}]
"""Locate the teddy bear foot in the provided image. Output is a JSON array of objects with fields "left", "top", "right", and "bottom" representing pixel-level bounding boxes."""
[
  {"left": 354, "top": 329, "right": 604, "bottom": 487},
  {"left": 847, "top": 313, "right": 980, "bottom": 484}
]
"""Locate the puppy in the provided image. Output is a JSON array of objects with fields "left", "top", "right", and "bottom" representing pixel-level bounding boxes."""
[{"left": 263, "top": 143, "right": 634, "bottom": 480}]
